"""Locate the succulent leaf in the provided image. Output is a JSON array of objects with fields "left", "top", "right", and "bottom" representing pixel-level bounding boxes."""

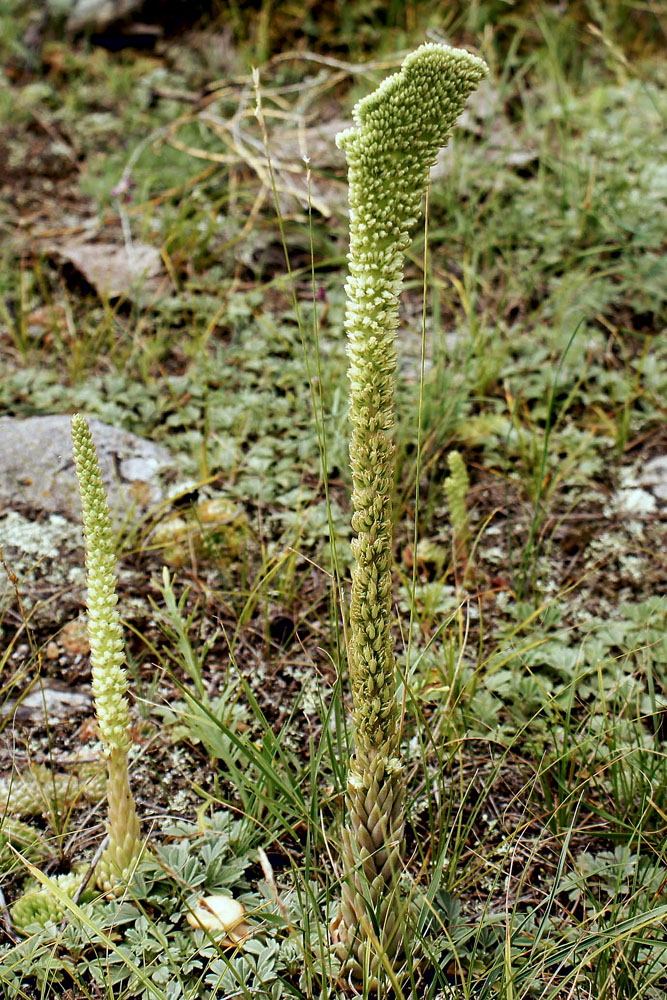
[
  {"left": 0, "top": 763, "right": 105, "bottom": 820},
  {"left": 0, "top": 817, "right": 51, "bottom": 874},
  {"left": 10, "top": 870, "right": 93, "bottom": 934}
]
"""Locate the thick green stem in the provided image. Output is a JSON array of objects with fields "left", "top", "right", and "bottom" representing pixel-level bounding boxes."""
[{"left": 96, "top": 748, "right": 143, "bottom": 895}]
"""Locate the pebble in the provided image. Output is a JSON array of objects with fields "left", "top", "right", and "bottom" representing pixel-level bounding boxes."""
[
  {"left": 1, "top": 682, "right": 92, "bottom": 724},
  {"left": 639, "top": 454, "right": 667, "bottom": 505}
]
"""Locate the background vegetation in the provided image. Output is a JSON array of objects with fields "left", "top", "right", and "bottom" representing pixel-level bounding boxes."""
[{"left": 0, "top": 1, "right": 665, "bottom": 998}]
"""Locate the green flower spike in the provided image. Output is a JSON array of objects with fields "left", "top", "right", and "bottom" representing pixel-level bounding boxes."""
[
  {"left": 445, "top": 450, "right": 472, "bottom": 568},
  {"left": 331, "top": 43, "right": 487, "bottom": 981},
  {"left": 71, "top": 414, "right": 144, "bottom": 896}
]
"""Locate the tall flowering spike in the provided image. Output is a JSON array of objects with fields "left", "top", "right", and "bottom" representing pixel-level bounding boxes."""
[
  {"left": 71, "top": 414, "right": 143, "bottom": 896},
  {"left": 331, "top": 44, "right": 487, "bottom": 981}
]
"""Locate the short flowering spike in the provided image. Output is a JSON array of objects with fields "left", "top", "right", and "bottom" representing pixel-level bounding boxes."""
[
  {"left": 445, "top": 450, "right": 472, "bottom": 563},
  {"left": 71, "top": 414, "right": 143, "bottom": 896},
  {"left": 331, "top": 44, "right": 487, "bottom": 981}
]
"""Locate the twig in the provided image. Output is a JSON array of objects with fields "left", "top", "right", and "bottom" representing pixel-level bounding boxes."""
[
  {"left": 0, "top": 882, "right": 18, "bottom": 943},
  {"left": 74, "top": 833, "right": 108, "bottom": 904},
  {"left": 261, "top": 48, "right": 405, "bottom": 76}
]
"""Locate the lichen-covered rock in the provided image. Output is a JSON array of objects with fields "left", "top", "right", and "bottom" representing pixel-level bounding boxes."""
[
  {"left": 639, "top": 454, "right": 667, "bottom": 506},
  {"left": 0, "top": 415, "right": 173, "bottom": 524},
  {"left": 0, "top": 510, "right": 86, "bottom": 626},
  {"left": 0, "top": 415, "right": 172, "bottom": 626}
]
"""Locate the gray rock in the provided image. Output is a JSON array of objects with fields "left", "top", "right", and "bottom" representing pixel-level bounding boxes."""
[
  {"left": 1, "top": 681, "right": 92, "bottom": 724},
  {"left": 615, "top": 487, "right": 657, "bottom": 518},
  {"left": 639, "top": 454, "right": 667, "bottom": 505},
  {"left": 48, "top": 241, "right": 164, "bottom": 302},
  {"left": 48, "top": 0, "right": 145, "bottom": 33},
  {"left": 0, "top": 415, "right": 173, "bottom": 524}
]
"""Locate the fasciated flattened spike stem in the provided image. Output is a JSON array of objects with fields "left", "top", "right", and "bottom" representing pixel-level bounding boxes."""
[{"left": 332, "top": 43, "right": 487, "bottom": 984}]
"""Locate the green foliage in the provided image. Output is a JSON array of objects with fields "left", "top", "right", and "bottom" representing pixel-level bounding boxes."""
[
  {"left": 0, "top": 810, "right": 337, "bottom": 1000},
  {"left": 0, "top": 5, "right": 665, "bottom": 999}
]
